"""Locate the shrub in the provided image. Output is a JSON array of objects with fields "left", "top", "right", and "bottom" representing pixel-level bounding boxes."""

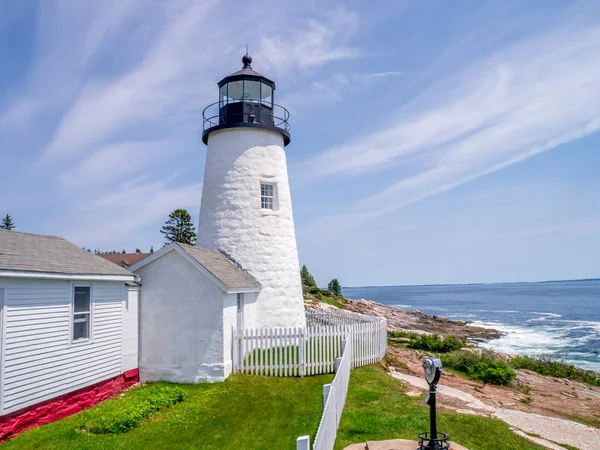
[
  {"left": 83, "top": 384, "right": 186, "bottom": 434},
  {"left": 407, "top": 334, "right": 465, "bottom": 353},
  {"left": 388, "top": 330, "right": 418, "bottom": 339},
  {"left": 317, "top": 292, "right": 345, "bottom": 308},
  {"left": 510, "top": 355, "right": 600, "bottom": 386},
  {"left": 441, "top": 350, "right": 516, "bottom": 386},
  {"left": 327, "top": 278, "right": 342, "bottom": 295}
]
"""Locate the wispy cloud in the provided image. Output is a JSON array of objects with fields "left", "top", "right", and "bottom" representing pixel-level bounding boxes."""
[
  {"left": 58, "top": 140, "right": 185, "bottom": 187},
  {"left": 0, "top": 0, "right": 143, "bottom": 128},
  {"left": 283, "top": 70, "right": 403, "bottom": 109},
  {"left": 61, "top": 178, "right": 203, "bottom": 246},
  {"left": 257, "top": 7, "right": 360, "bottom": 77},
  {"left": 295, "top": 16, "right": 600, "bottom": 222},
  {"left": 1, "top": 0, "right": 363, "bottom": 246},
  {"left": 42, "top": 0, "right": 222, "bottom": 161}
]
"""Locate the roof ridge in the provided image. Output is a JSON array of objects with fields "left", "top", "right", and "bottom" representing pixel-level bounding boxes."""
[{"left": 0, "top": 229, "right": 64, "bottom": 240}]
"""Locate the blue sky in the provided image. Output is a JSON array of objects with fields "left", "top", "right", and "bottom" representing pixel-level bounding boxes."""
[{"left": 1, "top": 0, "right": 600, "bottom": 286}]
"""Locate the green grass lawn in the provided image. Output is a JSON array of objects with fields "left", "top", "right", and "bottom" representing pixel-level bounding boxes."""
[
  {"left": 335, "top": 365, "right": 543, "bottom": 450},
  {"left": 3, "top": 373, "right": 332, "bottom": 450},
  {"left": 4, "top": 365, "right": 545, "bottom": 450}
]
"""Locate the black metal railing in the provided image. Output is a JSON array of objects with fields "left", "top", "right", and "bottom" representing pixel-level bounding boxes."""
[{"left": 202, "top": 101, "right": 290, "bottom": 133}]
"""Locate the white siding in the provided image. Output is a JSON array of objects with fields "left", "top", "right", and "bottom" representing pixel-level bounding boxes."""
[
  {"left": 222, "top": 294, "right": 236, "bottom": 378},
  {"left": 1, "top": 279, "right": 124, "bottom": 414},
  {"left": 122, "top": 286, "right": 139, "bottom": 371}
]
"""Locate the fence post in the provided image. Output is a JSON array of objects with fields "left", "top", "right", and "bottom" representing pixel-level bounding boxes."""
[
  {"left": 296, "top": 435, "right": 310, "bottom": 450},
  {"left": 300, "top": 327, "right": 306, "bottom": 377},
  {"left": 322, "top": 383, "right": 331, "bottom": 411},
  {"left": 334, "top": 356, "right": 342, "bottom": 373}
]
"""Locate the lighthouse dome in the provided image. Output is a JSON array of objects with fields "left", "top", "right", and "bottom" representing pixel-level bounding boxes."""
[{"left": 202, "top": 54, "right": 290, "bottom": 146}]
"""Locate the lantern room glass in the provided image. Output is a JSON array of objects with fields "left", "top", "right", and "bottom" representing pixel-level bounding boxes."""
[{"left": 219, "top": 80, "right": 274, "bottom": 107}]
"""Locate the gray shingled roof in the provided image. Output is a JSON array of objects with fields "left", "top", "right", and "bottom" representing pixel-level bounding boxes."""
[
  {"left": 0, "top": 229, "right": 134, "bottom": 277},
  {"left": 176, "top": 243, "right": 261, "bottom": 290}
]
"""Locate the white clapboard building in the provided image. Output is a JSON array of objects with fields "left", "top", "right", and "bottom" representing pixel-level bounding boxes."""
[{"left": 0, "top": 229, "right": 139, "bottom": 439}]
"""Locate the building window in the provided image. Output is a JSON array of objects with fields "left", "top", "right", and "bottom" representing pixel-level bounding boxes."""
[
  {"left": 236, "top": 293, "right": 245, "bottom": 331},
  {"left": 73, "top": 286, "right": 91, "bottom": 341},
  {"left": 261, "top": 183, "right": 275, "bottom": 210}
]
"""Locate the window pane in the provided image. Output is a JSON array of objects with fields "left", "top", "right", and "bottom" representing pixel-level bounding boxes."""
[
  {"left": 243, "top": 80, "right": 261, "bottom": 101},
  {"left": 227, "top": 81, "right": 244, "bottom": 101},
  {"left": 261, "top": 83, "right": 273, "bottom": 105},
  {"left": 261, "top": 184, "right": 273, "bottom": 197},
  {"left": 220, "top": 84, "right": 228, "bottom": 105},
  {"left": 74, "top": 287, "right": 90, "bottom": 312},
  {"left": 73, "top": 314, "right": 89, "bottom": 340}
]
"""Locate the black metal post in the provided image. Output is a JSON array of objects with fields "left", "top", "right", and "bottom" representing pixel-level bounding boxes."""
[
  {"left": 419, "top": 357, "right": 449, "bottom": 450},
  {"left": 428, "top": 387, "right": 437, "bottom": 449}
]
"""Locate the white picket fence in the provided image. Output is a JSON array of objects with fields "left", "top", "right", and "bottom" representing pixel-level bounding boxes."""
[
  {"left": 233, "top": 310, "right": 387, "bottom": 376},
  {"left": 234, "top": 309, "right": 387, "bottom": 450},
  {"left": 311, "top": 336, "right": 352, "bottom": 450},
  {"left": 306, "top": 308, "right": 381, "bottom": 326}
]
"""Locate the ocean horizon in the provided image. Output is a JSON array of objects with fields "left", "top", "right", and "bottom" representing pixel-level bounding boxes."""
[{"left": 342, "top": 279, "right": 600, "bottom": 372}]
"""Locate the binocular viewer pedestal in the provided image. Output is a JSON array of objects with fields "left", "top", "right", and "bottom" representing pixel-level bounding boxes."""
[{"left": 418, "top": 358, "right": 450, "bottom": 450}]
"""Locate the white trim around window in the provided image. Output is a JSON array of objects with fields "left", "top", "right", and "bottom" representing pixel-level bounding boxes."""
[
  {"left": 260, "top": 181, "right": 278, "bottom": 211},
  {"left": 71, "top": 284, "right": 93, "bottom": 344}
]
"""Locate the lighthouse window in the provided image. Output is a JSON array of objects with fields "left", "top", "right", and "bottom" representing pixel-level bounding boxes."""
[
  {"left": 220, "top": 84, "right": 228, "bottom": 106},
  {"left": 261, "top": 84, "right": 273, "bottom": 106},
  {"left": 244, "top": 80, "right": 261, "bottom": 102},
  {"left": 261, "top": 183, "right": 275, "bottom": 210},
  {"left": 227, "top": 80, "right": 244, "bottom": 101}
]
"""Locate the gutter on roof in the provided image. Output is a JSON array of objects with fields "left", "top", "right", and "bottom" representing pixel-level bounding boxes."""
[{"left": 0, "top": 270, "right": 137, "bottom": 282}]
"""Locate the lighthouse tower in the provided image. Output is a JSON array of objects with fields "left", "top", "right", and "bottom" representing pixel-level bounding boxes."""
[{"left": 197, "top": 54, "right": 305, "bottom": 329}]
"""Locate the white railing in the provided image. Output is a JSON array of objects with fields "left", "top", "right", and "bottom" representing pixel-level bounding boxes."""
[
  {"left": 306, "top": 308, "right": 380, "bottom": 327},
  {"left": 233, "top": 310, "right": 387, "bottom": 376},
  {"left": 312, "top": 336, "right": 352, "bottom": 450}
]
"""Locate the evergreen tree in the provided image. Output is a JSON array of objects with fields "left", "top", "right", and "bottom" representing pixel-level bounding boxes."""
[
  {"left": 1, "top": 214, "right": 15, "bottom": 230},
  {"left": 160, "top": 209, "right": 197, "bottom": 245},
  {"left": 300, "top": 264, "right": 317, "bottom": 288},
  {"left": 327, "top": 278, "right": 342, "bottom": 295}
]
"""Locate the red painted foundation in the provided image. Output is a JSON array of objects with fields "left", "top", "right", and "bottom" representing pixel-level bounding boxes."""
[{"left": 0, "top": 368, "right": 139, "bottom": 442}]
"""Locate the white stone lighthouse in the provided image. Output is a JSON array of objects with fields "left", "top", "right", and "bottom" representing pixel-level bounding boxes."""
[{"left": 197, "top": 54, "right": 305, "bottom": 329}]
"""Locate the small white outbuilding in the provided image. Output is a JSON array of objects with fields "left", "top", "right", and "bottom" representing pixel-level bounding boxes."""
[{"left": 129, "top": 242, "right": 261, "bottom": 383}]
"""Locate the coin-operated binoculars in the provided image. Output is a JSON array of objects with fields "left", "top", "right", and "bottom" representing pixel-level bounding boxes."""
[{"left": 418, "top": 358, "right": 450, "bottom": 450}]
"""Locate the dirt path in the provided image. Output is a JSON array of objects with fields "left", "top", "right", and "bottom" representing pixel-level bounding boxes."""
[
  {"left": 391, "top": 370, "right": 600, "bottom": 450},
  {"left": 388, "top": 346, "right": 600, "bottom": 425}
]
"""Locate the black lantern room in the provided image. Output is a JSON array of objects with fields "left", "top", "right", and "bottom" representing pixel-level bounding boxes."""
[{"left": 202, "top": 54, "right": 291, "bottom": 146}]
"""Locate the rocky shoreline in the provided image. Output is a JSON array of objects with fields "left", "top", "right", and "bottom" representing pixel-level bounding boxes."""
[{"left": 305, "top": 294, "right": 503, "bottom": 342}]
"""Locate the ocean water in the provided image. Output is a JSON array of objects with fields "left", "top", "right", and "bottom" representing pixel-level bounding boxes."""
[{"left": 342, "top": 280, "right": 600, "bottom": 371}]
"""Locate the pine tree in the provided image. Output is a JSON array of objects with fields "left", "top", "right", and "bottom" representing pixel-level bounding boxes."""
[
  {"left": 1, "top": 214, "right": 15, "bottom": 230},
  {"left": 327, "top": 278, "right": 342, "bottom": 295},
  {"left": 160, "top": 209, "right": 197, "bottom": 245},
  {"left": 300, "top": 264, "right": 317, "bottom": 288}
]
